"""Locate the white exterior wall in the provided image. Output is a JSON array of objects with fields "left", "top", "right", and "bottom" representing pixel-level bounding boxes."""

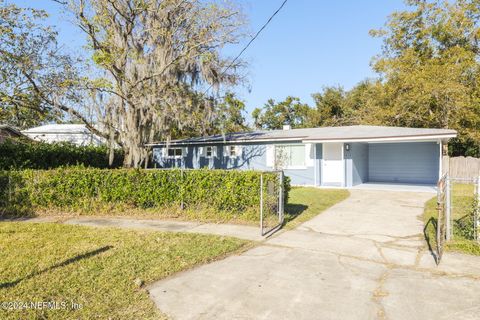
[
  {"left": 22, "top": 124, "right": 105, "bottom": 146},
  {"left": 25, "top": 133, "right": 104, "bottom": 146}
]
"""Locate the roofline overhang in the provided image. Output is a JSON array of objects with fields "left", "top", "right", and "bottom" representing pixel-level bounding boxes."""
[
  {"left": 146, "top": 137, "right": 305, "bottom": 147},
  {"left": 147, "top": 133, "right": 457, "bottom": 147},
  {"left": 302, "top": 133, "right": 457, "bottom": 143},
  {"left": 23, "top": 131, "right": 90, "bottom": 134}
]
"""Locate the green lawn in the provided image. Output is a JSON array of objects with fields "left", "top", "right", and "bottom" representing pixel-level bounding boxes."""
[
  {"left": 284, "top": 187, "right": 350, "bottom": 229},
  {"left": 423, "top": 183, "right": 480, "bottom": 256},
  {"left": 0, "top": 223, "right": 250, "bottom": 319},
  {"left": 0, "top": 187, "right": 350, "bottom": 318}
]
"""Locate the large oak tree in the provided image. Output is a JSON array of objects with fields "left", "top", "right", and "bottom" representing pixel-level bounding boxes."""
[
  {"left": 68, "top": 0, "right": 247, "bottom": 167},
  {"left": 1, "top": 1, "right": 247, "bottom": 167}
]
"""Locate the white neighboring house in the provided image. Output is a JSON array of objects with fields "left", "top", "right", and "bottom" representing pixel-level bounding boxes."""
[{"left": 22, "top": 124, "right": 105, "bottom": 146}]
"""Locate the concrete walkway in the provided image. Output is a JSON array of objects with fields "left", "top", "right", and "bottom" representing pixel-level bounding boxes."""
[
  {"left": 16, "top": 216, "right": 263, "bottom": 241},
  {"left": 148, "top": 189, "right": 480, "bottom": 320}
]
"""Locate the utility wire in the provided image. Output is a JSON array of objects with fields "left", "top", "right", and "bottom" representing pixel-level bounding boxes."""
[{"left": 204, "top": 0, "right": 288, "bottom": 96}]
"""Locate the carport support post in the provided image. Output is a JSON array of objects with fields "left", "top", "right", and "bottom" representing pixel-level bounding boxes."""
[{"left": 446, "top": 176, "right": 452, "bottom": 241}]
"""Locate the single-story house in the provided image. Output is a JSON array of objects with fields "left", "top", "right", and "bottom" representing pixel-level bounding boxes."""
[
  {"left": 22, "top": 124, "right": 105, "bottom": 146},
  {"left": 149, "top": 125, "right": 457, "bottom": 188}
]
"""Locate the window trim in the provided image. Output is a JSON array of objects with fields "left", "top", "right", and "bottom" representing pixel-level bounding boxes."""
[
  {"left": 205, "top": 146, "right": 216, "bottom": 158},
  {"left": 226, "top": 145, "right": 240, "bottom": 158},
  {"left": 229, "top": 146, "right": 237, "bottom": 157},
  {"left": 165, "top": 147, "right": 184, "bottom": 159}
]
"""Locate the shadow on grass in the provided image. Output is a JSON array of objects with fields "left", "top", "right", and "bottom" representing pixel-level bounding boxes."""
[
  {"left": 423, "top": 215, "right": 480, "bottom": 262},
  {"left": 283, "top": 203, "right": 308, "bottom": 225},
  {"left": 0, "top": 245, "right": 112, "bottom": 289},
  {"left": 454, "top": 214, "right": 476, "bottom": 240}
]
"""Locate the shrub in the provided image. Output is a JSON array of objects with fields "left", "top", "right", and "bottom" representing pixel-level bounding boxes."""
[
  {"left": 0, "top": 138, "right": 123, "bottom": 169},
  {"left": 0, "top": 168, "right": 290, "bottom": 222}
]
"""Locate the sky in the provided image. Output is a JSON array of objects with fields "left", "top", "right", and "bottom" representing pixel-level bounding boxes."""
[{"left": 9, "top": 0, "right": 407, "bottom": 121}]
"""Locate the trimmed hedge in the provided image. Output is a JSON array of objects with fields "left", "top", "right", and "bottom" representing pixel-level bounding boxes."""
[
  {"left": 0, "top": 138, "right": 124, "bottom": 169},
  {"left": 0, "top": 168, "right": 290, "bottom": 221}
]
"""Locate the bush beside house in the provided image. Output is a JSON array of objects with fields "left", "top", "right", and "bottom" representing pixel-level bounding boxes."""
[
  {"left": 0, "top": 168, "right": 290, "bottom": 222},
  {"left": 0, "top": 139, "right": 123, "bottom": 169}
]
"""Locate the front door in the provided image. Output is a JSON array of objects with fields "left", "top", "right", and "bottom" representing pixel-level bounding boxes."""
[{"left": 323, "top": 143, "right": 343, "bottom": 186}]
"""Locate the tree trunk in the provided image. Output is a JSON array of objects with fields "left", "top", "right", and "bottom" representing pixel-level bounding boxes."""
[{"left": 123, "top": 148, "right": 132, "bottom": 168}]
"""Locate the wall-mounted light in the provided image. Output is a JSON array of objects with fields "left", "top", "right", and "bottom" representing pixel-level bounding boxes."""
[{"left": 345, "top": 144, "right": 350, "bottom": 151}]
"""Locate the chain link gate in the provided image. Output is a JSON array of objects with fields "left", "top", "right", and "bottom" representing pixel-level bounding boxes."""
[
  {"left": 260, "top": 171, "right": 284, "bottom": 236},
  {"left": 435, "top": 174, "right": 480, "bottom": 264}
]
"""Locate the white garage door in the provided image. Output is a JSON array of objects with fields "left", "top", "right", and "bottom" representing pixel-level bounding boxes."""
[{"left": 368, "top": 142, "right": 439, "bottom": 184}]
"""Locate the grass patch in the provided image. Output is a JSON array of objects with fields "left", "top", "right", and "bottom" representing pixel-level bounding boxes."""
[
  {"left": 423, "top": 183, "right": 480, "bottom": 256},
  {"left": 284, "top": 187, "right": 350, "bottom": 229},
  {"left": 0, "top": 222, "right": 250, "bottom": 319}
]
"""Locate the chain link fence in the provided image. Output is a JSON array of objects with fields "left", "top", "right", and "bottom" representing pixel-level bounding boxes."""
[
  {"left": 435, "top": 174, "right": 480, "bottom": 264},
  {"left": 0, "top": 168, "right": 291, "bottom": 225},
  {"left": 475, "top": 181, "right": 480, "bottom": 242},
  {"left": 260, "top": 171, "right": 284, "bottom": 236}
]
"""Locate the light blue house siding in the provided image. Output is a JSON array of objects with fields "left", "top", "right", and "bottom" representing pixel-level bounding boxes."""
[
  {"left": 367, "top": 142, "right": 439, "bottom": 184},
  {"left": 153, "top": 142, "right": 317, "bottom": 185},
  {"left": 153, "top": 140, "right": 440, "bottom": 187},
  {"left": 345, "top": 143, "right": 369, "bottom": 187}
]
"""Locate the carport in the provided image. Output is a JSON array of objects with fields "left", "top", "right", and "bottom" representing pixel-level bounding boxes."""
[
  {"left": 302, "top": 126, "right": 457, "bottom": 189},
  {"left": 344, "top": 141, "right": 441, "bottom": 191}
]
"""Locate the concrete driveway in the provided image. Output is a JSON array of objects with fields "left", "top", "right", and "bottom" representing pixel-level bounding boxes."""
[{"left": 148, "top": 189, "right": 480, "bottom": 320}]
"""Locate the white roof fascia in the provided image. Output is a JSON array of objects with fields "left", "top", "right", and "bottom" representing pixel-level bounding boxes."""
[
  {"left": 25, "top": 131, "right": 87, "bottom": 134},
  {"left": 303, "top": 134, "right": 457, "bottom": 144},
  {"left": 146, "top": 137, "right": 304, "bottom": 147},
  {"left": 147, "top": 133, "right": 458, "bottom": 147}
]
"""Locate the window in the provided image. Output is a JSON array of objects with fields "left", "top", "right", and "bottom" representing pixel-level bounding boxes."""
[
  {"left": 166, "top": 148, "right": 183, "bottom": 158},
  {"left": 229, "top": 146, "right": 236, "bottom": 157},
  {"left": 275, "top": 145, "right": 305, "bottom": 169},
  {"left": 205, "top": 146, "right": 216, "bottom": 158},
  {"left": 226, "top": 145, "right": 240, "bottom": 158}
]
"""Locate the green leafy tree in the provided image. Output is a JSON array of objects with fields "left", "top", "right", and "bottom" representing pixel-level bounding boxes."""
[
  {"left": 215, "top": 93, "right": 249, "bottom": 134},
  {"left": 0, "top": 4, "right": 78, "bottom": 128},
  {"left": 310, "top": 86, "right": 347, "bottom": 126},
  {"left": 370, "top": 0, "right": 480, "bottom": 156},
  {"left": 342, "top": 80, "right": 389, "bottom": 126},
  {"left": 252, "top": 96, "right": 312, "bottom": 130},
  {"left": 170, "top": 92, "right": 249, "bottom": 138}
]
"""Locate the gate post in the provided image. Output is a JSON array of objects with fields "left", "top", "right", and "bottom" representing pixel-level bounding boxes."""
[
  {"left": 446, "top": 175, "right": 452, "bottom": 241},
  {"left": 476, "top": 176, "right": 480, "bottom": 242},
  {"left": 260, "top": 173, "right": 264, "bottom": 235},
  {"left": 278, "top": 171, "right": 284, "bottom": 223},
  {"left": 180, "top": 168, "right": 185, "bottom": 210}
]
